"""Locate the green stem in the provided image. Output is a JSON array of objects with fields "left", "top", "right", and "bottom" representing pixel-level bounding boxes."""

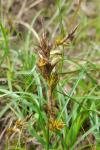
[{"left": 47, "top": 117, "right": 50, "bottom": 150}]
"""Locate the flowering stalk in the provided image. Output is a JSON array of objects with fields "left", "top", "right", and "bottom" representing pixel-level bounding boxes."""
[{"left": 37, "top": 26, "right": 78, "bottom": 136}]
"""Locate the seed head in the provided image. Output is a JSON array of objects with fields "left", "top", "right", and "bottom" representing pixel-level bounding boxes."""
[{"left": 49, "top": 118, "right": 65, "bottom": 131}]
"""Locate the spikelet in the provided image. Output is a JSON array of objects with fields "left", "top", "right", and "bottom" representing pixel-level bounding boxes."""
[{"left": 49, "top": 118, "right": 65, "bottom": 131}]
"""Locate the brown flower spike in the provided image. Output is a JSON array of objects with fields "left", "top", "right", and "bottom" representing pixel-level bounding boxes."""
[{"left": 37, "top": 25, "right": 78, "bottom": 131}]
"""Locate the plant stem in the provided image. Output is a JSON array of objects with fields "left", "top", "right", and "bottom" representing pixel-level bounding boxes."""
[{"left": 47, "top": 116, "right": 50, "bottom": 150}]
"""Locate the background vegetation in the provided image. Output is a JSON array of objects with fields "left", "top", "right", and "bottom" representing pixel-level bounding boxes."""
[{"left": 0, "top": 0, "right": 100, "bottom": 149}]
